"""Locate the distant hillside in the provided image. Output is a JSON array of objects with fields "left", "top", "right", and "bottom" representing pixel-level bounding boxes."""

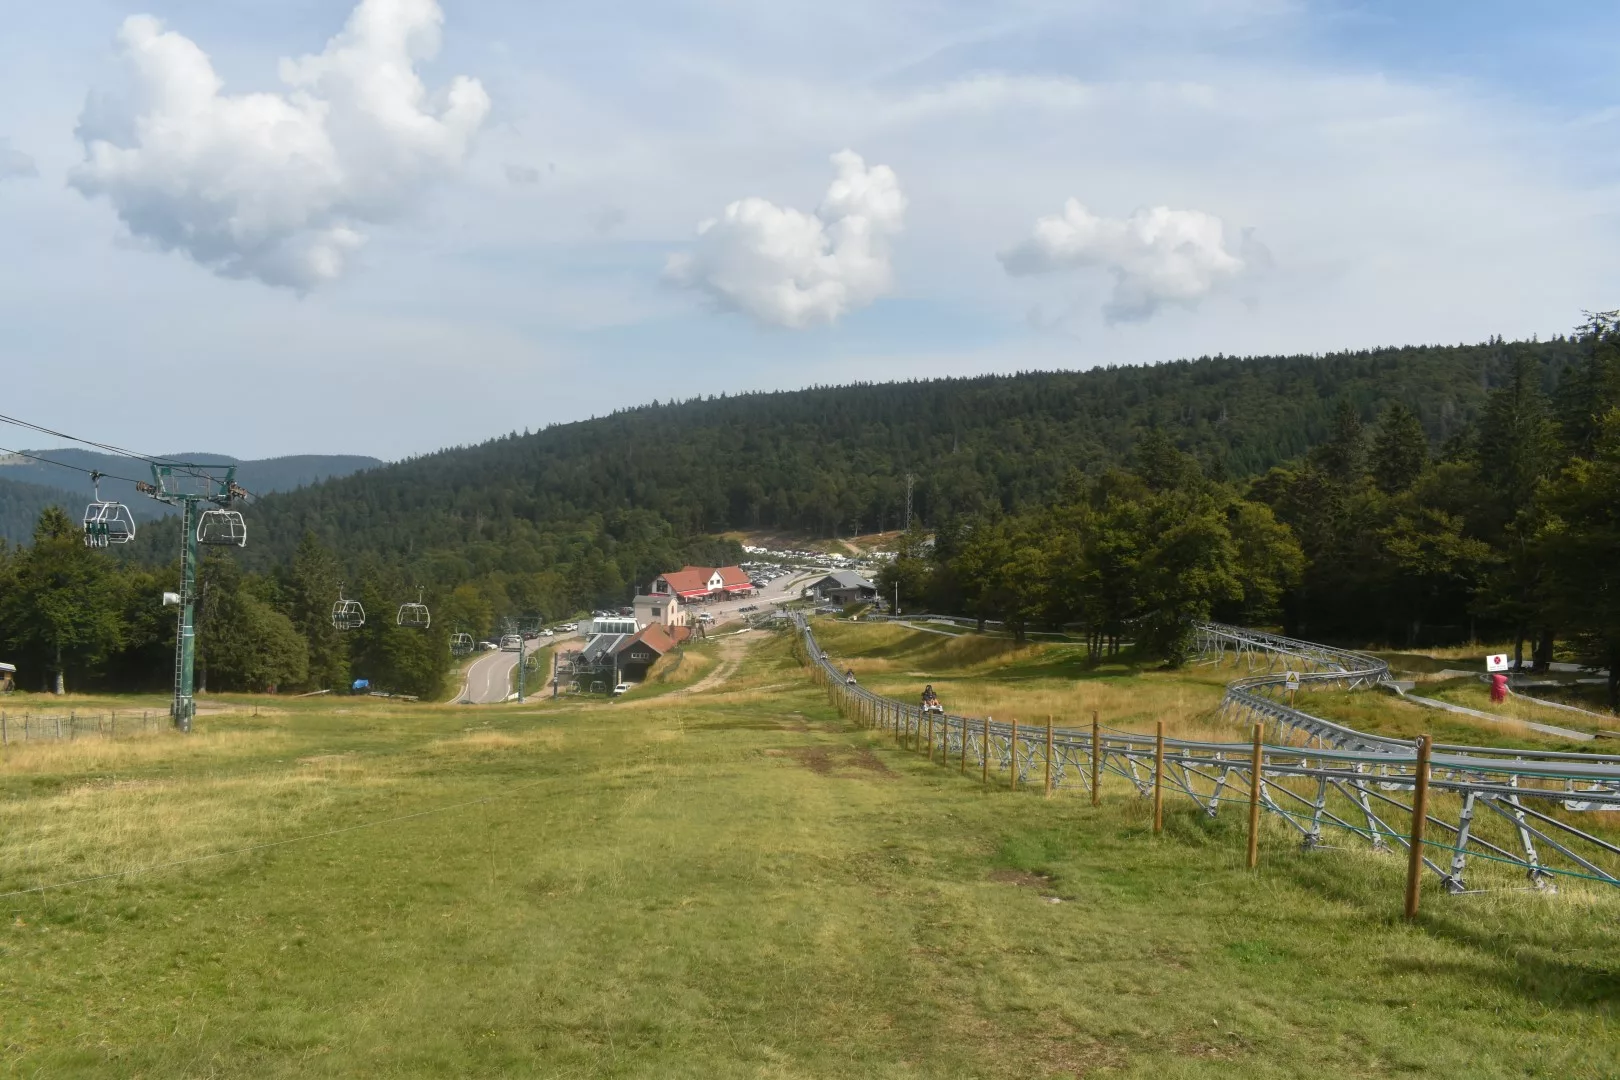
[
  {"left": 0, "top": 450, "right": 383, "bottom": 522},
  {"left": 247, "top": 336, "right": 1577, "bottom": 551},
  {"left": 85, "top": 335, "right": 1589, "bottom": 622},
  {"left": 0, "top": 476, "right": 81, "bottom": 544}
]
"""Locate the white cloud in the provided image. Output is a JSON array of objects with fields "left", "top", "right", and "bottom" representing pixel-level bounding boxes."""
[
  {"left": 0, "top": 139, "right": 37, "bottom": 180},
  {"left": 69, "top": 0, "right": 489, "bottom": 290},
  {"left": 664, "top": 149, "right": 906, "bottom": 328},
  {"left": 999, "top": 199, "right": 1250, "bottom": 322}
]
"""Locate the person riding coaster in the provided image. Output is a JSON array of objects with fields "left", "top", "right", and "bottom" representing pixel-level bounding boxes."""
[
  {"left": 920, "top": 684, "right": 943, "bottom": 714},
  {"left": 844, "top": 668, "right": 858, "bottom": 685}
]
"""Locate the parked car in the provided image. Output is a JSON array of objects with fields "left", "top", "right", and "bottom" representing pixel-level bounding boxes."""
[
  {"left": 697, "top": 611, "right": 715, "bottom": 624},
  {"left": 478, "top": 641, "right": 498, "bottom": 651},
  {"left": 500, "top": 635, "right": 522, "bottom": 652},
  {"left": 541, "top": 628, "right": 555, "bottom": 637},
  {"left": 612, "top": 682, "right": 631, "bottom": 696}
]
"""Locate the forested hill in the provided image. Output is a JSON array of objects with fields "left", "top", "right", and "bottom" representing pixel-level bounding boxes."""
[
  {"left": 12, "top": 329, "right": 1613, "bottom": 697},
  {"left": 0, "top": 477, "right": 81, "bottom": 544},
  {"left": 242, "top": 336, "right": 1577, "bottom": 556},
  {"left": 0, "top": 449, "right": 383, "bottom": 523}
]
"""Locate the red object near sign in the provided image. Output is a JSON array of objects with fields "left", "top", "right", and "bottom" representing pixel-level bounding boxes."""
[{"left": 1490, "top": 673, "right": 1509, "bottom": 704}]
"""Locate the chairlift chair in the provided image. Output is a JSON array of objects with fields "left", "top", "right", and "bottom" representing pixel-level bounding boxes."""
[
  {"left": 332, "top": 584, "right": 366, "bottom": 631},
  {"left": 196, "top": 508, "right": 248, "bottom": 547},
  {"left": 81, "top": 473, "right": 137, "bottom": 548},
  {"left": 450, "top": 632, "right": 474, "bottom": 655},
  {"left": 397, "top": 587, "right": 431, "bottom": 629}
]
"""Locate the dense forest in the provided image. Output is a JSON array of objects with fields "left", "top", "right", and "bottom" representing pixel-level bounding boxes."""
[
  {"left": 880, "top": 314, "right": 1620, "bottom": 706},
  {"left": 0, "top": 476, "right": 86, "bottom": 543},
  {"left": 2, "top": 324, "right": 1615, "bottom": 701}
]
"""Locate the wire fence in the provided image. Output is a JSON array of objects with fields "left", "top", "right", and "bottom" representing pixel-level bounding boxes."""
[
  {"left": 1, "top": 708, "right": 169, "bottom": 745},
  {"left": 792, "top": 614, "right": 1620, "bottom": 908}
]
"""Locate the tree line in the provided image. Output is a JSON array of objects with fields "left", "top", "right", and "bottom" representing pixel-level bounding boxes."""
[
  {"left": 4, "top": 322, "right": 1615, "bottom": 702},
  {"left": 880, "top": 314, "right": 1620, "bottom": 707},
  {"left": 0, "top": 514, "right": 446, "bottom": 697}
]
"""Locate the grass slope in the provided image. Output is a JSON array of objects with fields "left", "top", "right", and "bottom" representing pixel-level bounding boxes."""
[{"left": 2, "top": 630, "right": 1618, "bottom": 1077}]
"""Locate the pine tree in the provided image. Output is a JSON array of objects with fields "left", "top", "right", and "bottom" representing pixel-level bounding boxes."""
[
  {"left": 1559, "top": 310, "right": 1620, "bottom": 456},
  {"left": 1370, "top": 403, "right": 1428, "bottom": 495},
  {"left": 1309, "top": 400, "right": 1366, "bottom": 483},
  {"left": 1477, "top": 351, "right": 1560, "bottom": 525},
  {"left": 0, "top": 507, "right": 126, "bottom": 692},
  {"left": 282, "top": 531, "right": 349, "bottom": 691}
]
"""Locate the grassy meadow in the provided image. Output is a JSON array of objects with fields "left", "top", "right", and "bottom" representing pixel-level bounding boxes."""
[{"left": 2, "top": 623, "right": 1619, "bottom": 1077}]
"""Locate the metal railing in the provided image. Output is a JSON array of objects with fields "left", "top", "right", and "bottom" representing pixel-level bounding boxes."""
[{"left": 794, "top": 615, "right": 1620, "bottom": 896}]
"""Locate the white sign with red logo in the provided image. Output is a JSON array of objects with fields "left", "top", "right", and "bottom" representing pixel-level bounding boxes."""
[{"left": 1486, "top": 653, "right": 1511, "bottom": 673}]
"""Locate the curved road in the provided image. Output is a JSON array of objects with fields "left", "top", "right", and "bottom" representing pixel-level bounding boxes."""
[
  {"left": 454, "top": 569, "right": 820, "bottom": 705},
  {"left": 458, "top": 636, "right": 573, "bottom": 704}
]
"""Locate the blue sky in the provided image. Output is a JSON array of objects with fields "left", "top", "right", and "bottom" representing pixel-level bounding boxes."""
[{"left": 2, "top": 1, "right": 1618, "bottom": 460}]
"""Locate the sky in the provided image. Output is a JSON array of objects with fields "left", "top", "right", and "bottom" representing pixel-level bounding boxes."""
[{"left": 2, "top": 0, "right": 1618, "bottom": 461}]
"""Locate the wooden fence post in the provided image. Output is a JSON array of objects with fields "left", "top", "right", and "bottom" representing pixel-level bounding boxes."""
[
  {"left": 1010, "top": 719, "right": 1019, "bottom": 791},
  {"left": 959, "top": 715, "right": 968, "bottom": 773},
  {"left": 1153, "top": 720, "right": 1165, "bottom": 834},
  {"left": 926, "top": 710, "right": 935, "bottom": 761},
  {"left": 1044, "top": 716, "right": 1054, "bottom": 796},
  {"left": 982, "top": 716, "right": 991, "bottom": 786},
  {"left": 1246, "top": 722, "right": 1263, "bottom": 869},
  {"left": 1090, "top": 711, "right": 1101, "bottom": 807},
  {"left": 1405, "top": 735, "right": 1433, "bottom": 921}
]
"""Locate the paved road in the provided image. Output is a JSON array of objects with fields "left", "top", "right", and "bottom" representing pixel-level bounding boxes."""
[
  {"left": 688, "top": 569, "right": 818, "bottom": 626},
  {"left": 458, "top": 645, "right": 522, "bottom": 704},
  {"left": 454, "top": 571, "right": 816, "bottom": 705}
]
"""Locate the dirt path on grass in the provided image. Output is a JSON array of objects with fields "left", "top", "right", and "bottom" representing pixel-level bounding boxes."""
[{"left": 671, "top": 632, "right": 755, "bottom": 697}]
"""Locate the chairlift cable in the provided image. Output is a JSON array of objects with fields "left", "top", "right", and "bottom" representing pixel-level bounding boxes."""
[
  {"left": 0, "top": 444, "right": 148, "bottom": 486},
  {"left": 0, "top": 414, "right": 257, "bottom": 496}
]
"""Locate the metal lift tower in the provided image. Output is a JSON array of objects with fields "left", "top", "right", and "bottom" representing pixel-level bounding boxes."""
[{"left": 139, "top": 464, "right": 248, "bottom": 732}]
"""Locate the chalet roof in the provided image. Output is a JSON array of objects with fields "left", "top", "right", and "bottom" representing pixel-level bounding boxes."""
[
  {"left": 656, "top": 564, "right": 752, "bottom": 596},
  {"left": 614, "top": 623, "right": 677, "bottom": 657},
  {"left": 658, "top": 567, "right": 714, "bottom": 596},
  {"left": 714, "top": 565, "right": 752, "bottom": 588},
  {"left": 812, "top": 570, "right": 875, "bottom": 591},
  {"left": 580, "top": 633, "right": 630, "bottom": 664}
]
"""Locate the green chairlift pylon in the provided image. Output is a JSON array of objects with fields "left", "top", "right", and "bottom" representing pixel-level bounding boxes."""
[{"left": 138, "top": 464, "right": 248, "bottom": 732}]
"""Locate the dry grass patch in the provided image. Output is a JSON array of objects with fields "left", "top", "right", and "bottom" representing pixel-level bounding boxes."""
[
  {"left": 426, "top": 728, "right": 565, "bottom": 755},
  {"left": 0, "top": 727, "right": 290, "bottom": 775}
]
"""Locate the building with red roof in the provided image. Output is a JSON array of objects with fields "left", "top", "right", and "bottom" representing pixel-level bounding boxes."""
[{"left": 649, "top": 565, "right": 754, "bottom": 603}]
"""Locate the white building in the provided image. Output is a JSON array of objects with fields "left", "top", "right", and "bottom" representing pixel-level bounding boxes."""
[{"left": 633, "top": 591, "right": 686, "bottom": 630}]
